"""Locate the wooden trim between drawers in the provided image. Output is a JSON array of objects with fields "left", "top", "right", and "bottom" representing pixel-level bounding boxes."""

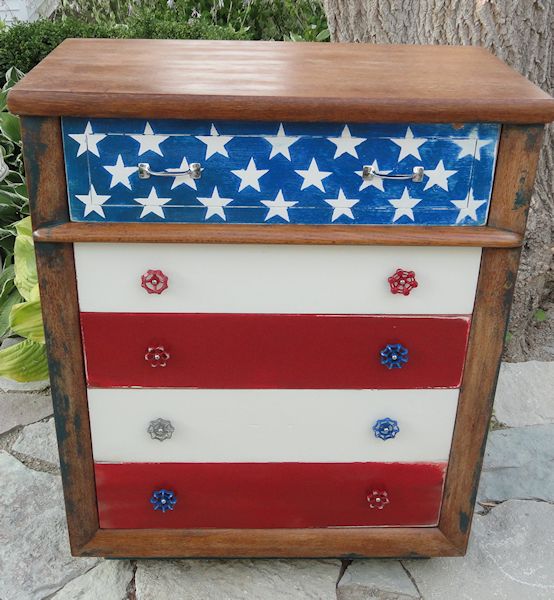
[
  {"left": 33, "top": 222, "right": 522, "bottom": 247},
  {"left": 23, "top": 117, "right": 544, "bottom": 558}
]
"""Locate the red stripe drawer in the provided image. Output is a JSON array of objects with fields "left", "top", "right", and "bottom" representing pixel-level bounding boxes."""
[
  {"left": 81, "top": 313, "right": 470, "bottom": 389},
  {"left": 95, "top": 462, "right": 447, "bottom": 529}
]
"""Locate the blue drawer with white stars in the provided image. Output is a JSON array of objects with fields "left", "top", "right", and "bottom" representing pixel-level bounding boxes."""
[{"left": 62, "top": 119, "right": 499, "bottom": 226}]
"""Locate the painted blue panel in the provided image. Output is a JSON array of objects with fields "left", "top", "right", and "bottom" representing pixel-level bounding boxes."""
[{"left": 62, "top": 119, "right": 499, "bottom": 226}]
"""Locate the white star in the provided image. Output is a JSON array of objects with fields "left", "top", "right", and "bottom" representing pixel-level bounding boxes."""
[
  {"left": 168, "top": 157, "right": 197, "bottom": 190},
  {"left": 261, "top": 190, "right": 298, "bottom": 222},
  {"left": 103, "top": 155, "right": 137, "bottom": 189},
  {"left": 75, "top": 185, "right": 110, "bottom": 218},
  {"left": 295, "top": 158, "right": 332, "bottom": 192},
  {"left": 231, "top": 158, "right": 269, "bottom": 192},
  {"left": 327, "top": 125, "right": 366, "bottom": 158},
  {"left": 197, "top": 186, "right": 234, "bottom": 221},
  {"left": 450, "top": 189, "right": 487, "bottom": 223},
  {"left": 68, "top": 122, "right": 106, "bottom": 157},
  {"left": 389, "top": 127, "right": 427, "bottom": 161},
  {"left": 388, "top": 187, "right": 422, "bottom": 222},
  {"left": 264, "top": 124, "right": 300, "bottom": 161},
  {"left": 355, "top": 160, "right": 391, "bottom": 192},
  {"left": 324, "top": 189, "right": 359, "bottom": 222},
  {"left": 134, "top": 188, "right": 172, "bottom": 219},
  {"left": 130, "top": 122, "right": 169, "bottom": 156},
  {"left": 196, "top": 124, "right": 234, "bottom": 160},
  {"left": 454, "top": 128, "right": 493, "bottom": 161},
  {"left": 423, "top": 159, "right": 457, "bottom": 191}
]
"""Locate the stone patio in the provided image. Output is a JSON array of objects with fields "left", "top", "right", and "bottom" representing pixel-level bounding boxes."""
[{"left": 1, "top": 361, "right": 552, "bottom": 599}]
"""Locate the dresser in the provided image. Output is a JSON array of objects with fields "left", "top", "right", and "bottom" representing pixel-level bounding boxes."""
[{"left": 8, "top": 39, "right": 554, "bottom": 558}]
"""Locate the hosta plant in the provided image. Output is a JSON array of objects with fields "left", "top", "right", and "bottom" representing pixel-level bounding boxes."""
[
  {"left": 0, "top": 67, "right": 48, "bottom": 382},
  {"left": 0, "top": 216, "right": 48, "bottom": 381}
]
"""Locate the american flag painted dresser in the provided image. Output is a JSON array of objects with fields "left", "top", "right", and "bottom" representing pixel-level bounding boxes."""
[{"left": 9, "top": 39, "right": 554, "bottom": 558}]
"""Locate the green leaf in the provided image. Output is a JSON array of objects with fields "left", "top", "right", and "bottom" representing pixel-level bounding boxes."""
[
  {"left": 0, "top": 338, "right": 48, "bottom": 382},
  {"left": 0, "top": 263, "right": 15, "bottom": 297},
  {"left": 289, "top": 31, "right": 304, "bottom": 41},
  {"left": 315, "top": 28, "right": 330, "bottom": 41},
  {"left": 9, "top": 299, "right": 44, "bottom": 342},
  {"left": 13, "top": 216, "right": 37, "bottom": 301},
  {"left": 534, "top": 308, "right": 548, "bottom": 322},
  {"left": 14, "top": 215, "right": 32, "bottom": 237},
  {"left": 0, "top": 187, "right": 27, "bottom": 206},
  {"left": 3, "top": 67, "right": 25, "bottom": 90},
  {"left": 0, "top": 113, "right": 21, "bottom": 145},
  {"left": 0, "top": 288, "right": 23, "bottom": 337}
]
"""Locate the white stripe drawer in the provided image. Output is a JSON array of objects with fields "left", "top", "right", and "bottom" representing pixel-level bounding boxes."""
[
  {"left": 89, "top": 388, "right": 459, "bottom": 463},
  {"left": 74, "top": 243, "right": 481, "bottom": 314}
]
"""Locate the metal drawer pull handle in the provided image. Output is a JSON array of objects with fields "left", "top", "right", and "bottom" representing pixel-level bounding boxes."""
[
  {"left": 145, "top": 346, "right": 170, "bottom": 368},
  {"left": 150, "top": 489, "right": 177, "bottom": 512},
  {"left": 373, "top": 418, "right": 400, "bottom": 440},
  {"left": 367, "top": 490, "right": 390, "bottom": 509},
  {"left": 362, "top": 165, "right": 424, "bottom": 182},
  {"left": 148, "top": 418, "right": 175, "bottom": 441},
  {"left": 138, "top": 162, "right": 203, "bottom": 180}
]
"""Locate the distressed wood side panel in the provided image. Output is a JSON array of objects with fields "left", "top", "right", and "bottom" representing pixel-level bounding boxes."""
[
  {"left": 21, "top": 117, "right": 98, "bottom": 553},
  {"left": 439, "top": 124, "right": 545, "bottom": 551}
]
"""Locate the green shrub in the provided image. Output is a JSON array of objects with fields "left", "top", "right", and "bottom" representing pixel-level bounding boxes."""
[
  {"left": 0, "top": 19, "right": 117, "bottom": 81},
  {"left": 0, "top": 16, "right": 251, "bottom": 83},
  {"left": 0, "top": 1, "right": 329, "bottom": 81},
  {"left": 0, "top": 67, "right": 27, "bottom": 265},
  {"left": 124, "top": 0, "right": 329, "bottom": 42},
  {"left": 54, "top": 0, "right": 328, "bottom": 42},
  {"left": 123, "top": 13, "right": 250, "bottom": 41}
]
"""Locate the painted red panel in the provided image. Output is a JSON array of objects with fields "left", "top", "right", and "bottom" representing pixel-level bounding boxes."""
[
  {"left": 81, "top": 313, "right": 470, "bottom": 389},
  {"left": 95, "top": 462, "right": 447, "bottom": 529}
]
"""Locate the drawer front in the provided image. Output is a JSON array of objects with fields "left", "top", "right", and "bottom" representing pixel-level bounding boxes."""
[
  {"left": 95, "top": 462, "right": 447, "bottom": 528},
  {"left": 74, "top": 244, "right": 481, "bottom": 315},
  {"left": 89, "top": 388, "right": 458, "bottom": 463},
  {"left": 81, "top": 313, "right": 469, "bottom": 389},
  {"left": 63, "top": 118, "right": 498, "bottom": 225}
]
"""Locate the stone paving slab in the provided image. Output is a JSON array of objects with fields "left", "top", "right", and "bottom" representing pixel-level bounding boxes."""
[
  {"left": 337, "top": 559, "right": 420, "bottom": 599},
  {"left": 50, "top": 559, "right": 135, "bottom": 600},
  {"left": 0, "top": 390, "right": 52, "bottom": 435},
  {"left": 12, "top": 417, "right": 59, "bottom": 465},
  {"left": 135, "top": 559, "right": 342, "bottom": 600},
  {"left": 494, "top": 361, "right": 554, "bottom": 427},
  {"left": 478, "top": 424, "right": 554, "bottom": 502},
  {"left": 0, "top": 451, "right": 99, "bottom": 600},
  {"left": 402, "top": 500, "right": 554, "bottom": 600}
]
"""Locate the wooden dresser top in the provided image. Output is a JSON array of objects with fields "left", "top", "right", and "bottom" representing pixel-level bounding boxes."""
[{"left": 8, "top": 39, "right": 554, "bottom": 123}]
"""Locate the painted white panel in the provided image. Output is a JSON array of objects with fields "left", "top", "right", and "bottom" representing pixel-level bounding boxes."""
[
  {"left": 74, "top": 244, "right": 481, "bottom": 314},
  {"left": 89, "top": 388, "right": 458, "bottom": 463}
]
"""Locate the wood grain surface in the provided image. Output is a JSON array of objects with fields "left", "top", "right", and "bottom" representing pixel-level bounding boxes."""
[
  {"left": 8, "top": 40, "right": 554, "bottom": 122},
  {"left": 79, "top": 526, "right": 460, "bottom": 558},
  {"left": 33, "top": 222, "right": 523, "bottom": 247}
]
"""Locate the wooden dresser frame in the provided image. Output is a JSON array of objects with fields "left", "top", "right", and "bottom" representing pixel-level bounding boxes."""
[{"left": 22, "top": 115, "right": 543, "bottom": 557}]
